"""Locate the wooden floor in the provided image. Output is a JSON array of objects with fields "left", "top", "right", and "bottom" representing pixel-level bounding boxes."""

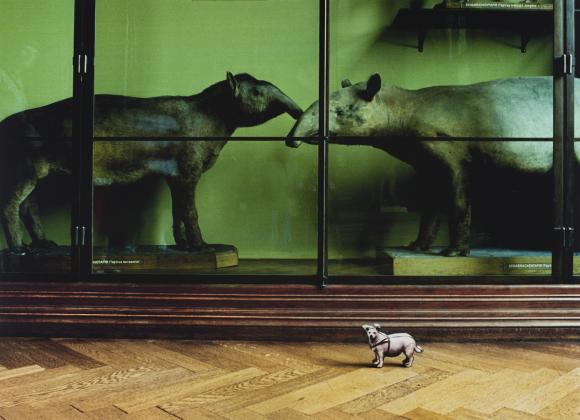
[{"left": 0, "top": 339, "right": 578, "bottom": 419}]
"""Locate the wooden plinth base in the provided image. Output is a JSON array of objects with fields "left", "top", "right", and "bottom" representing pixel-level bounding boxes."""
[
  {"left": 0, "top": 247, "right": 72, "bottom": 273},
  {"left": 93, "top": 245, "right": 239, "bottom": 273},
  {"left": 377, "top": 247, "right": 580, "bottom": 276},
  {"left": 1, "top": 245, "right": 239, "bottom": 273}
]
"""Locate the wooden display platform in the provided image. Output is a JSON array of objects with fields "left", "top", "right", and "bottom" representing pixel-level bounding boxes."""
[
  {"left": 1, "top": 245, "right": 238, "bottom": 273},
  {"left": 0, "top": 247, "right": 72, "bottom": 273},
  {"left": 92, "top": 245, "right": 238, "bottom": 273},
  {"left": 377, "top": 247, "right": 580, "bottom": 276}
]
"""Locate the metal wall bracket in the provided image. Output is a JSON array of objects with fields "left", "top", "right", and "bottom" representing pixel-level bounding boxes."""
[
  {"left": 554, "top": 226, "right": 575, "bottom": 248},
  {"left": 74, "top": 54, "right": 88, "bottom": 76},
  {"left": 72, "top": 226, "right": 87, "bottom": 246},
  {"left": 555, "top": 53, "right": 574, "bottom": 76}
]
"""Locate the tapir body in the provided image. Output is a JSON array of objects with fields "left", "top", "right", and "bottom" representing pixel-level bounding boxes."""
[
  {"left": 288, "top": 76, "right": 579, "bottom": 256},
  {"left": 0, "top": 72, "right": 302, "bottom": 253}
]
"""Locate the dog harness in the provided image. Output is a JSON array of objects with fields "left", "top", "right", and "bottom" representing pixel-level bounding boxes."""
[{"left": 370, "top": 332, "right": 390, "bottom": 352}]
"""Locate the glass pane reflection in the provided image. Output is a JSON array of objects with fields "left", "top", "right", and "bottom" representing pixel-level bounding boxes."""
[
  {"left": 324, "top": 0, "right": 554, "bottom": 278},
  {"left": 92, "top": 141, "right": 317, "bottom": 275},
  {"left": 0, "top": 0, "right": 74, "bottom": 273}
]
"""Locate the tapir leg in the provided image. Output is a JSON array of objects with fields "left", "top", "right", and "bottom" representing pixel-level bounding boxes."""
[
  {"left": 167, "top": 179, "right": 188, "bottom": 249},
  {"left": 442, "top": 170, "right": 471, "bottom": 257},
  {"left": 20, "top": 193, "right": 56, "bottom": 248},
  {"left": 409, "top": 172, "right": 444, "bottom": 251},
  {"left": 167, "top": 176, "right": 206, "bottom": 251},
  {"left": 410, "top": 210, "right": 441, "bottom": 251},
  {"left": 1, "top": 179, "right": 36, "bottom": 253}
]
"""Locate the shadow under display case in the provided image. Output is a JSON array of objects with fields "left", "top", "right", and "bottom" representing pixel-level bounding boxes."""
[{"left": 0, "top": 0, "right": 578, "bottom": 340}]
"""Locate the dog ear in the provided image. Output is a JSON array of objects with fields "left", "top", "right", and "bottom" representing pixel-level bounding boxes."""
[{"left": 373, "top": 323, "right": 381, "bottom": 330}]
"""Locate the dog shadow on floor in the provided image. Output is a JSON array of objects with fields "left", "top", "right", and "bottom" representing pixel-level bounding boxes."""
[{"left": 324, "top": 359, "right": 405, "bottom": 369}]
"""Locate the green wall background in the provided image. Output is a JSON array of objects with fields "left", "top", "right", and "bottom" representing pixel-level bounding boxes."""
[{"left": 0, "top": 0, "right": 551, "bottom": 259}]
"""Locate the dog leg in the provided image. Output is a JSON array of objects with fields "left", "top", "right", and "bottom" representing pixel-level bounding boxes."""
[
  {"left": 376, "top": 351, "right": 384, "bottom": 368},
  {"left": 371, "top": 350, "right": 380, "bottom": 366},
  {"left": 403, "top": 352, "right": 414, "bottom": 368}
]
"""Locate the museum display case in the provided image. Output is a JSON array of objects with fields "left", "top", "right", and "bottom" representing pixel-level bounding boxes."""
[{"left": 0, "top": 0, "right": 578, "bottom": 340}]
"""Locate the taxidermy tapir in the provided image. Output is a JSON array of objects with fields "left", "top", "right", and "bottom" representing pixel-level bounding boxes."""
[
  {"left": 287, "top": 75, "right": 579, "bottom": 256},
  {"left": 0, "top": 72, "right": 302, "bottom": 254}
]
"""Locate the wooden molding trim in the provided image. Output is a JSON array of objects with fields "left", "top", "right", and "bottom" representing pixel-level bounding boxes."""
[{"left": 1, "top": 282, "right": 579, "bottom": 340}]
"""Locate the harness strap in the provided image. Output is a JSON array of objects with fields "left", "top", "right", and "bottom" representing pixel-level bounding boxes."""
[{"left": 370, "top": 332, "right": 391, "bottom": 353}]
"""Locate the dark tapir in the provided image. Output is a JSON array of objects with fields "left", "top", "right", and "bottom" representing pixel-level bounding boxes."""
[
  {"left": 0, "top": 72, "right": 302, "bottom": 254},
  {"left": 287, "top": 74, "right": 579, "bottom": 256}
]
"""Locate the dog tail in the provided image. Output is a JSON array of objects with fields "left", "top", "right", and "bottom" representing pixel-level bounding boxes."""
[{"left": 415, "top": 346, "right": 424, "bottom": 353}]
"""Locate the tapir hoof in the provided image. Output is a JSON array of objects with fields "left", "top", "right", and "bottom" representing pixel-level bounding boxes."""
[
  {"left": 175, "top": 242, "right": 212, "bottom": 253},
  {"left": 30, "top": 239, "right": 58, "bottom": 249},
  {"left": 408, "top": 240, "right": 431, "bottom": 252},
  {"left": 7, "top": 246, "right": 28, "bottom": 256},
  {"left": 439, "top": 247, "right": 470, "bottom": 257}
]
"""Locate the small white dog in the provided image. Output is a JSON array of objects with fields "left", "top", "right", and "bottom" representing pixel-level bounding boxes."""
[{"left": 362, "top": 324, "right": 423, "bottom": 368}]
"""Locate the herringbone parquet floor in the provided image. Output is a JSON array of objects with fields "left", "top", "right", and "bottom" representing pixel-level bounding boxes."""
[{"left": 0, "top": 339, "right": 577, "bottom": 419}]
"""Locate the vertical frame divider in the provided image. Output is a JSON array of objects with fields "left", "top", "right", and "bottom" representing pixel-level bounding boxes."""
[
  {"left": 72, "top": 0, "right": 83, "bottom": 276},
  {"left": 553, "top": 0, "right": 564, "bottom": 282},
  {"left": 77, "top": 0, "right": 95, "bottom": 277},
  {"left": 553, "top": 0, "right": 575, "bottom": 282},
  {"left": 318, "top": 0, "right": 330, "bottom": 287},
  {"left": 563, "top": 0, "right": 575, "bottom": 282}
]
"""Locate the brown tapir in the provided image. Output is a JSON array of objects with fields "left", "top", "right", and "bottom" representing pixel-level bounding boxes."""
[
  {"left": 0, "top": 72, "right": 302, "bottom": 254},
  {"left": 287, "top": 75, "right": 579, "bottom": 256}
]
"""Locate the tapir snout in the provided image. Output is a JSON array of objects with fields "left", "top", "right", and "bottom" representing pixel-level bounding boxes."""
[{"left": 285, "top": 102, "right": 319, "bottom": 148}]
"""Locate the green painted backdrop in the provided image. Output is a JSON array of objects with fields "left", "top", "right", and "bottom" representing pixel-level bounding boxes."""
[{"left": 0, "top": 0, "right": 551, "bottom": 259}]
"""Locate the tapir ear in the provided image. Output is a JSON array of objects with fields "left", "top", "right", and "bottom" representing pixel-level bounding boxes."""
[
  {"left": 341, "top": 78, "right": 352, "bottom": 88},
  {"left": 226, "top": 71, "right": 239, "bottom": 98},
  {"left": 363, "top": 73, "right": 381, "bottom": 101}
]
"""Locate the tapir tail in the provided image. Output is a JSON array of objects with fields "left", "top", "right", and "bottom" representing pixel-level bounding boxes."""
[{"left": 415, "top": 346, "right": 424, "bottom": 353}]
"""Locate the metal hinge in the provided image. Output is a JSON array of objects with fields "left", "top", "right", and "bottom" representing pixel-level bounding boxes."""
[
  {"left": 556, "top": 53, "right": 574, "bottom": 76},
  {"left": 554, "top": 226, "right": 574, "bottom": 248},
  {"left": 72, "top": 226, "right": 87, "bottom": 246},
  {"left": 74, "top": 54, "right": 88, "bottom": 75}
]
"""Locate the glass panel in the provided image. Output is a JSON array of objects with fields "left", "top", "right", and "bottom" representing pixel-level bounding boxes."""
[
  {"left": 92, "top": 141, "right": 317, "bottom": 275},
  {"left": 91, "top": 0, "right": 319, "bottom": 276},
  {"left": 94, "top": 0, "right": 318, "bottom": 139},
  {"left": 318, "top": 0, "right": 555, "bottom": 278},
  {"left": 0, "top": 1, "right": 74, "bottom": 273}
]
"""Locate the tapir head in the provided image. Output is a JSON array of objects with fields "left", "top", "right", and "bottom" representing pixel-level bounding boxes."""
[
  {"left": 286, "top": 73, "right": 383, "bottom": 147},
  {"left": 226, "top": 72, "right": 303, "bottom": 127}
]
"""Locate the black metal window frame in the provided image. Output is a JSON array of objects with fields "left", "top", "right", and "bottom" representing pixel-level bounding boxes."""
[{"left": 1, "top": 0, "right": 577, "bottom": 285}]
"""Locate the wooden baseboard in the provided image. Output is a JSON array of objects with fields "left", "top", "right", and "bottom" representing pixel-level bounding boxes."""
[{"left": 1, "top": 282, "right": 579, "bottom": 341}]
